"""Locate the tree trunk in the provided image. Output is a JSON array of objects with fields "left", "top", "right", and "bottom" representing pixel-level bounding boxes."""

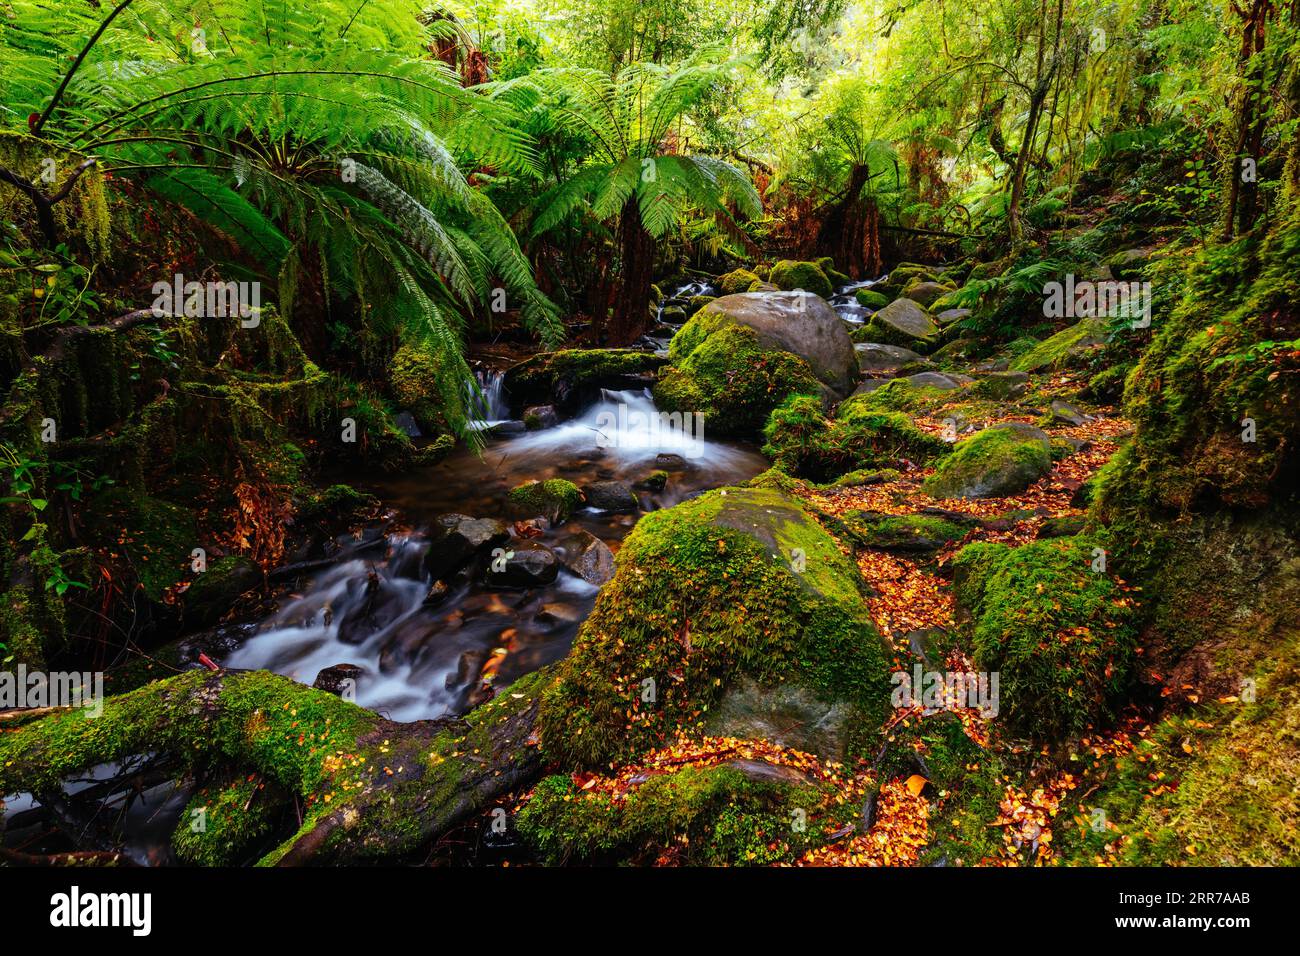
[
  {"left": 0, "top": 666, "right": 554, "bottom": 865},
  {"left": 608, "top": 200, "right": 656, "bottom": 346}
]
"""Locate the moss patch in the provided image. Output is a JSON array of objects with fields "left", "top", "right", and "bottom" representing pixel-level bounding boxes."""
[{"left": 951, "top": 536, "right": 1140, "bottom": 741}]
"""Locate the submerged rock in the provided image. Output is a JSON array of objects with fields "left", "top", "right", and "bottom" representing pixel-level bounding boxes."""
[
  {"left": 423, "top": 514, "right": 510, "bottom": 581},
  {"left": 555, "top": 529, "right": 616, "bottom": 586},
  {"left": 583, "top": 479, "right": 639, "bottom": 513},
  {"left": 483, "top": 540, "right": 559, "bottom": 589}
]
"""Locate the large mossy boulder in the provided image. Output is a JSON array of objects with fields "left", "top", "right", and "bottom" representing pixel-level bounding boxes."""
[
  {"left": 767, "top": 259, "right": 834, "bottom": 299},
  {"left": 654, "top": 292, "right": 857, "bottom": 437},
  {"left": 504, "top": 349, "right": 666, "bottom": 412},
  {"left": 951, "top": 536, "right": 1140, "bottom": 740},
  {"left": 762, "top": 393, "right": 950, "bottom": 482},
  {"left": 922, "top": 423, "right": 1052, "bottom": 499},
  {"left": 859, "top": 298, "right": 940, "bottom": 351},
  {"left": 538, "top": 487, "right": 894, "bottom": 768}
]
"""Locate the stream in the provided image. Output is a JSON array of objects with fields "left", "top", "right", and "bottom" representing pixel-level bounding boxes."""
[
  {"left": 223, "top": 384, "right": 769, "bottom": 722},
  {"left": 222, "top": 274, "right": 885, "bottom": 720}
]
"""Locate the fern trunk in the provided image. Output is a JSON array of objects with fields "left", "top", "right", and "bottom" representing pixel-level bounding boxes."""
[{"left": 609, "top": 201, "right": 656, "bottom": 346}]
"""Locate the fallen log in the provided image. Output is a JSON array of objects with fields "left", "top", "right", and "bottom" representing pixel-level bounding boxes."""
[{"left": 0, "top": 666, "right": 554, "bottom": 865}]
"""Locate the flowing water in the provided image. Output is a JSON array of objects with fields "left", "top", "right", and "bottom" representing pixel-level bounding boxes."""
[{"left": 223, "top": 385, "right": 767, "bottom": 722}]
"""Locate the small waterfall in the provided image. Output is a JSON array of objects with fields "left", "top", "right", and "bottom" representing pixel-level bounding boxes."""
[
  {"left": 829, "top": 275, "right": 887, "bottom": 326},
  {"left": 467, "top": 366, "right": 509, "bottom": 429}
]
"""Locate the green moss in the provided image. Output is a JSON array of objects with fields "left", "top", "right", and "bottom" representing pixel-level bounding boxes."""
[
  {"left": 518, "top": 762, "right": 829, "bottom": 865},
  {"left": 894, "top": 713, "right": 1010, "bottom": 866},
  {"left": 84, "top": 488, "right": 196, "bottom": 601},
  {"left": 1009, "top": 317, "right": 1108, "bottom": 372},
  {"left": 768, "top": 260, "right": 834, "bottom": 299},
  {"left": 655, "top": 323, "right": 821, "bottom": 438},
  {"left": 951, "top": 536, "right": 1140, "bottom": 741},
  {"left": 172, "top": 772, "right": 288, "bottom": 866},
  {"left": 388, "top": 341, "right": 463, "bottom": 435},
  {"left": 841, "top": 513, "right": 970, "bottom": 552},
  {"left": 539, "top": 486, "right": 892, "bottom": 769},
  {"left": 0, "top": 584, "right": 48, "bottom": 668},
  {"left": 686, "top": 294, "right": 716, "bottom": 317},
  {"left": 1054, "top": 631, "right": 1300, "bottom": 866},
  {"left": 1095, "top": 220, "right": 1300, "bottom": 517},
  {"left": 298, "top": 483, "right": 378, "bottom": 522},
  {"left": 855, "top": 288, "right": 890, "bottom": 309},
  {"left": 761, "top": 393, "right": 949, "bottom": 482},
  {"left": 718, "top": 268, "right": 760, "bottom": 295},
  {"left": 850, "top": 378, "right": 954, "bottom": 413},
  {"left": 922, "top": 426, "right": 1051, "bottom": 499},
  {"left": 508, "top": 478, "right": 583, "bottom": 522}
]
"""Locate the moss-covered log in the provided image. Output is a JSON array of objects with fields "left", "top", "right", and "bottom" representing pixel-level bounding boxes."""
[{"left": 0, "top": 666, "right": 554, "bottom": 865}]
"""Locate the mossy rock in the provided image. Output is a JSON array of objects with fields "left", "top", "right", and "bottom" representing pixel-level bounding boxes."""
[
  {"left": 685, "top": 294, "right": 716, "bottom": 317},
  {"left": 902, "top": 279, "right": 955, "bottom": 308},
  {"left": 951, "top": 536, "right": 1140, "bottom": 740},
  {"left": 877, "top": 263, "right": 940, "bottom": 297},
  {"left": 717, "top": 268, "right": 761, "bottom": 295},
  {"left": 861, "top": 299, "right": 940, "bottom": 351},
  {"left": 517, "top": 759, "right": 831, "bottom": 865},
  {"left": 538, "top": 486, "right": 894, "bottom": 768},
  {"left": 388, "top": 341, "right": 462, "bottom": 434},
  {"left": 854, "top": 288, "right": 890, "bottom": 310},
  {"left": 847, "top": 377, "right": 954, "bottom": 414},
  {"left": 767, "top": 259, "right": 834, "bottom": 299},
  {"left": 507, "top": 479, "right": 583, "bottom": 523},
  {"left": 656, "top": 292, "right": 858, "bottom": 437},
  {"left": 842, "top": 513, "right": 972, "bottom": 554},
  {"left": 1009, "top": 317, "right": 1108, "bottom": 372},
  {"left": 922, "top": 423, "right": 1052, "bottom": 499},
  {"left": 762, "top": 393, "right": 950, "bottom": 482}
]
